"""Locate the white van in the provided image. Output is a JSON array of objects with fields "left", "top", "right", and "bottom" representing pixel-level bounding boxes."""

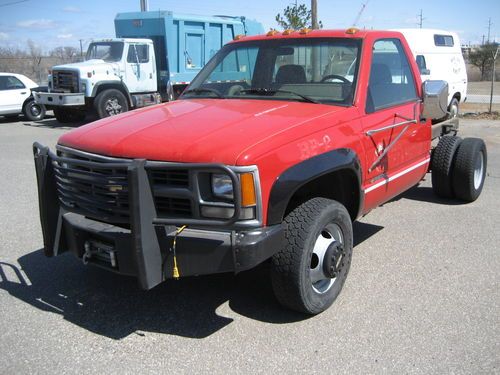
[{"left": 395, "top": 29, "right": 467, "bottom": 117}]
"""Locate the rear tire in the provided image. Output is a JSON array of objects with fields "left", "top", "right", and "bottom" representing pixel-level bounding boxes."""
[
  {"left": 452, "top": 138, "right": 487, "bottom": 202},
  {"left": 22, "top": 98, "right": 45, "bottom": 121},
  {"left": 431, "top": 136, "right": 462, "bottom": 198},
  {"left": 271, "top": 198, "right": 353, "bottom": 315},
  {"left": 53, "top": 108, "right": 86, "bottom": 123},
  {"left": 94, "top": 89, "right": 129, "bottom": 118}
]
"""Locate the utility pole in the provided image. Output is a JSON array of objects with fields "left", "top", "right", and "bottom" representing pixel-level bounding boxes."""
[
  {"left": 311, "top": 0, "right": 319, "bottom": 29},
  {"left": 482, "top": 35, "right": 485, "bottom": 45},
  {"left": 418, "top": 9, "right": 424, "bottom": 29},
  {"left": 487, "top": 17, "right": 492, "bottom": 43},
  {"left": 489, "top": 46, "right": 499, "bottom": 113},
  {"left": 79, "top": 39, "right": 84, "bottom": 59}
]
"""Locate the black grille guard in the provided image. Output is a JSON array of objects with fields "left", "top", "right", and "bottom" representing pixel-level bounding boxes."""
[{"left": 33, "top": 142, "right": 245, "bottom": 289}]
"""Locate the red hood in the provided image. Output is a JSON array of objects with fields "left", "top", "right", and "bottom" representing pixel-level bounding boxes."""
[{"left": 59, "top": 99, "right": 347, "bottom": 165}]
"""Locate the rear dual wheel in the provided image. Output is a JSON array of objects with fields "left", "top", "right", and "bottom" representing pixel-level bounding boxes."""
[
  {"left": 271, "top": 198, "right": 353, "bottom": 315},
  {"left": 431, "top": 136, "right": 487, "bottom": 202}
]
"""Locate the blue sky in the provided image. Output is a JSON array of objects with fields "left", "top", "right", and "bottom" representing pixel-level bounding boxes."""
[{"left": 0, "top": 0, "right": 498, "bottom": 51}]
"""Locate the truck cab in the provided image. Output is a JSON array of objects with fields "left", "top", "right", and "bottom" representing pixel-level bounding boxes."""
[{"left": 35, "top": 38, "right": 159, "bottom": 122}]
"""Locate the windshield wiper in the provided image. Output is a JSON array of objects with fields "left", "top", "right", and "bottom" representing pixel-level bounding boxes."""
[
  {"left": 181, "top": 87, "right": 224, "bottom": 98},
  {"left": 240, "top": 88, "right": 320, "bottom": 104}
]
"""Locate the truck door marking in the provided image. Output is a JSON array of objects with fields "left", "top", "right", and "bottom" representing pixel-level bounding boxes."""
[
  {"left": 297, "top": 135, "right": 332, "bottom": 160},
  {"left": 364, "top": 157, "right": 430, "bottom": 193}
]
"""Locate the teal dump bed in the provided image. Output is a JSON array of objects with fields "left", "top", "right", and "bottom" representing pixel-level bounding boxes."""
[{"left": 115, "top": 11, "right": 264, "bottom": 86}]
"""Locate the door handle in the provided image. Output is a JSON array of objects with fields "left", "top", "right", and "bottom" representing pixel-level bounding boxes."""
[{"left": 20, "top": 91, "right": 27, "bottom": 94}]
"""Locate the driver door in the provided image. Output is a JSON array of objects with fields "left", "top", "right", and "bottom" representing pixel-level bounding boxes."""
[
  {"left": 125, "top": 43, "right": 157, "bottom": 93},
  {"left": 0, "top": 75, "right": 29, "bottom": 114}
]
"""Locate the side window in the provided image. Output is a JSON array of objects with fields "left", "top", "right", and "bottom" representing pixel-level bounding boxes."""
[
  {"left": 416, "top": 55, "right": 426, "bottom": 71},
  {"left": 127, "top": 44, "right": 149, "bottom": 63},
  {"left": 0, "top": 76, "right": 25, "bottom": 91},
  {"left": 366, "top": 39, "right": 418, "bottom": 113},
  {"left": 434, "top": 34, "right": 454, "bottom": 47}
]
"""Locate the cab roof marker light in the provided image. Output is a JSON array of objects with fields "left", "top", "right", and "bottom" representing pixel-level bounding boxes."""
[
  {"left": 233, "top": 34, "right": 245, "bottom": 40},
  {"left": 346, "top": 27, "right": 359, "bottom": 34},
  {"left": 299, "top": 28, "right": 312, "bottom": 34},
  {"left": 267, "top": 29, "right": 279, "bottom": 36},
  {"left": 282, "top": 29, "right": 294, "bottom": 35}
]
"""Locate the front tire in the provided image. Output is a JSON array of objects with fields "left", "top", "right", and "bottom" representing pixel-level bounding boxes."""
[
  {"left": 94, "top": 89, "right": 129, "bottom": 118},
  {"left": 271, "top": 198, "right": 353, "bottom": 315},
  {"left": 22, "top": 98, "right": 45, "bottom": 121},
  {"left": 448, "top": 97, "right": 459, "bottom": 119}
]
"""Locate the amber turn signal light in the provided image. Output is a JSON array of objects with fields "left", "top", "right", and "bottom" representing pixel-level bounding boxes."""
[{"left": 240, "top": 173, "right": 257, "bottom": 207}]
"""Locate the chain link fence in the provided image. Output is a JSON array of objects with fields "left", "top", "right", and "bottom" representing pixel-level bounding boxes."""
[{"left": 463, "top": 48, "right": 500, "bottom": 114}]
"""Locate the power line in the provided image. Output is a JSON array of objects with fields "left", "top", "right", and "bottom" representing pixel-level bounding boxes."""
[{"left": 0, "top": 0, "right": 29, "bottom": 8}]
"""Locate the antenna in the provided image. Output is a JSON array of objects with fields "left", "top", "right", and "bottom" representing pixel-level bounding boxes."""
[{"left": 352, "top": 0, "right": 370, "bottom": 27}]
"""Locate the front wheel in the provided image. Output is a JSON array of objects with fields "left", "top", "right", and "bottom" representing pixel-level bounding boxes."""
[
  {"left": 271, "top": 198, "right": 353, "bottom": 314},
  {"left": 448, "top": 97, "right": 459, "bottom": 119},
  {"left": 23, "top": 99, "right": 45, "bottom": 121},
  {"left": 94, "top": 89, "right": 129, "bottom": 118}
]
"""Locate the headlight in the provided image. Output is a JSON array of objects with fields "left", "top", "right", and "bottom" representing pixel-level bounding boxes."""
[{"left": 211, "top": 174, "right": 233, "bottom": 199}]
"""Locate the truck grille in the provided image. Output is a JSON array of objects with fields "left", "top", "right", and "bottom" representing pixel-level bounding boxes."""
[
  {"left": 54, "top": 150, "right": 130, "bottom": 224},
  {"left": 53, "top": 148, "right": 193, "bottom": 224},
  {"left": 52, "top": 70, "right": 79, "bottom": 93}
]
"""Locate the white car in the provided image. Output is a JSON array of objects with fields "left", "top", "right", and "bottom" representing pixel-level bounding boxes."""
[{"left": 0, "top": 73, "right": 46, "bottom": 121}]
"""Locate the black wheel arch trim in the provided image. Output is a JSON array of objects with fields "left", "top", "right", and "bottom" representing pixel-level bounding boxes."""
[
  {"left": 91, "top": 81, "right": 133, "bottom": 106},
  {"left": 267, "top": 148, "right": 364, "bottom": 225}
]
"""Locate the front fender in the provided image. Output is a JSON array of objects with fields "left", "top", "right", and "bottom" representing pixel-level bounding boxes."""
[{"left": 267, "top": 148, "right": 363, "bottom": 225}]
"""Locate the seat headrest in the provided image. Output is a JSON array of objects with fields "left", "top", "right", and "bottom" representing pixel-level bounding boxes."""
[
  {"left": 370, "top": 63, "right": 392, "bottom": 85},
  {"left": 275, "top": 64, "right": 306, "bottom": 84}
]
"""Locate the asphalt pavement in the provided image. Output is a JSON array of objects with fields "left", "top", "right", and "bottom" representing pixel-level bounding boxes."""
[{"left": 0, "top": 115, "right": 498, "bottom": 374}]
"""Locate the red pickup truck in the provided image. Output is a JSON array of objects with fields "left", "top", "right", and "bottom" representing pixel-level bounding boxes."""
[{"left": 33, "top": 29, "right": 487, "bottom": 314}]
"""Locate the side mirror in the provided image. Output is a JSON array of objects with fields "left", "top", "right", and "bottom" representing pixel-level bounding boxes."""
[{"left": 422, "top": 80, "right": 448, "bottom": 120}]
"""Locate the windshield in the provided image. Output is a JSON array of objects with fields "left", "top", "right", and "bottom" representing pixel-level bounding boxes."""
[
  {"left": 85, "top": 42, "right": 124, "bottom": 62},
  {"left": 183, "top": 38, "right": 361, "bottom": 106}
]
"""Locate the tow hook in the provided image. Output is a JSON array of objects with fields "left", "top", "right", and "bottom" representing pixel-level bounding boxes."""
[{"left": 323, "top": 242, "right": 344, "bottom": 278}]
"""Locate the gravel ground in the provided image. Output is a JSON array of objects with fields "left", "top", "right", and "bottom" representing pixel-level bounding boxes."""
[{"left": 0, "top": 115, "right": 498, "bottom": 374}]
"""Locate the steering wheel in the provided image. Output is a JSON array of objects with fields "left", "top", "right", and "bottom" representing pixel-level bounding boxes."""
[{"left": 320, "top": 74, "right": 350, "bottom": 83}]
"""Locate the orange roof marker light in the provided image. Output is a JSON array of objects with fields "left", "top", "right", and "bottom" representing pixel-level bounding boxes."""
[
  {"left": 267, "top": 29, "right": 279, "bottom": 36},
  {"left": 282, "top": 29, "right": 294, "bottom": 35},
  {"left": 345, "top": 27, "right": 359, "bottom": 35},
  {"left": 299, "top": 28, "right": 312, "bottom": 34},
  {"left": 233, "top": 34, "right": 245, "bottom": 40}
]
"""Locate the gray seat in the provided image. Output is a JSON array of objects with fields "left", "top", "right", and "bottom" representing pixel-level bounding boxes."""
[
  {"left": 275, "top": 64, "right": 306, "bottom": 85},
  {"left": 369, "top": 63, "right": 392, "bottom": 85}
]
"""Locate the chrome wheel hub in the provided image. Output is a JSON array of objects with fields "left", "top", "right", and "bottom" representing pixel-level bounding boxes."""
[
  {"left": 310, "top": 223, "right": 345, "bottom": 294},
  {"left": 105, "top": 97, "right": 122, "bottom": 115},
  {"left": 474, "top": 151, "right": 484, "bottom": 190}
]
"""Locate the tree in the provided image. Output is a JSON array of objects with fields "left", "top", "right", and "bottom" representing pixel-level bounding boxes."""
[
  {"left": 275, "top": 3, "right": 322, "bottom": 30},
  {"left": 50, "top": 46, "right": 79, "bottom": 63},
  {"left": 468, "top": 43, "right": 499, "bottom": 81}
]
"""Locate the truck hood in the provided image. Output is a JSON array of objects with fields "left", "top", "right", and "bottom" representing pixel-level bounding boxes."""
[
  {"left": 52, "top": 60, "right": 120, "bottom": 76},
  {"left": 58, "top": 99, "right": 348, "bottom": 165}
]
